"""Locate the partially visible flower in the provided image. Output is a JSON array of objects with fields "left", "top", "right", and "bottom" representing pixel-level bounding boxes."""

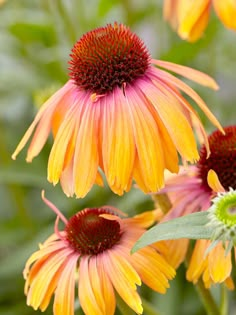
[
  {"left": 154, "top": 125, "right": 236, "bottom": 287},
  {"left": 12, "top": 23, "right": 222, "bottom": 198},
  {"left": 164, "top": 0, "right": 236, "bottom": 42},
  {"left": 24, "top": 192, "right": 175, "bottom": 315},
  {"left": 187, "top": 187, "right": 236, "bottom": 289}
]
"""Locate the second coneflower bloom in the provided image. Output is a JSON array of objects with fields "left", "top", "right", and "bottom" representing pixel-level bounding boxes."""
[
  {"left": 155, "top": 125, "right": 236, "bottom": 288},
  {"left": 24, "top": 192, "right": 175, "bottom": 315},
  {"left": 164, "top": 0, "right": 236, "bottom": 42},
  {"left": 12, "top": 23, "right": 222, "bottom": 198}
]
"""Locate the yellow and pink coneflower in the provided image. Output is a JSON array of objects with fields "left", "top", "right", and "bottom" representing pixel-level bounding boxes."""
[
  {"left": 24, "top": 192, "right": 175, "bottom": 315},
  {"left": 155, "top": 125, "right": 236, "bottom": 288},
  {"left": 164, "top": 0, "right": 236, "bottom": 42},
  {"left": 12, "top": 23, "right": 222, "bottom": 198}
]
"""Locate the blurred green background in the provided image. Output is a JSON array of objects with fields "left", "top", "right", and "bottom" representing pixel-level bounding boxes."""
[{"left": 0, "top": 1, "right": 235, "bottom": 315}]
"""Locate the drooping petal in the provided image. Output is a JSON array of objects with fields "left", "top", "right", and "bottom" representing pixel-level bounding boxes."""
[
  {"left": 73, "top": 93, "right": 100, "bottom": 198},
  {"left": 129, "top": 247, "right": 175, "bottom": 293},
  {"left": 153, "top": 59, "right": 218, "bottom": 90},
  {"left": 213, "top": 0, "right": 236, "bottom": 30},
  {"left": 176, "top": 0, "right": 210, "bottom": 42},
  {"left": 101, "top": 88, "right": 135, "bottom": 195},
  {"left": 47, "top": 99, "right": 82, "bottom": 185},
  {"left": 12, "top": 81, "right": 74, "bottom": 161},
  {"left": 151, "top": 64, "right": 223, "bottom": 133},
  {"left": 104, "top": 250, "right": 143, "bottom": 314},
  {"left": 208, "top": 243, "right": 232, "bottom": 283},
  {"left": 126, "top": 84, "right": 165, "bottom": 192},
  {"left": 90, "top": 255, "right": 116, "bottom": 315},
  {"left": 53, "top": 254, "right": 78, "bottom": 315},
  {"left": 186, "top": 240, "right": 209, "bottom": 283},
  {"left": 27, "top": 248, "right": 71, "bottom": 310},
  {"left": 79, "top": 256, "right": 104, "bottom": 315},
  {"left": 139, "top": 78, "right": 199, "bottom": 162}
]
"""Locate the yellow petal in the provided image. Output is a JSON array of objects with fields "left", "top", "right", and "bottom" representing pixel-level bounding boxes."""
[
  {"left": 213, "top": 0, "right": 236, "bottom": 29},
  {"left": 79, "top": 257, "right": 104, "bottom": 315},
  {"left": 104, "top": 250, "right": 143, "bottom": 314},
  {"left": 101, "top": 88, "right": 135, "bottom": 194},
  {"left": 47, "top": 103, "right": 80, "bottom": 185},
  {"left": 131, "top": 247, "right": 175, "bottom": 293},
  {"left": 177, "top": 0, "right": 210, "bottom": 41},
  {"left": 151, "top": 63, "right": 223, "bottom": 133},
  {"left": 208, "top": 243, "right": 232, "bottom": 283},
  {"left": 12, "top": 81, "right": 73, "bottom": 161},
  {"left": 186, "top": 240, "right": 209, "bottom": 283},
  {"left": 126, "top": 85, "right": 165, "bottom": 191},
  {"left": 73, "top": 95, "right": 100, "bottom": 198},
  {"left": 53, "top": 255, "right": 77, "bottom": 315},
  {"left": 207, "top": 169, "right": 225, "bottom": 193},
  {"left": 139, "top": 78, "right": 199, "bottom": 162}
]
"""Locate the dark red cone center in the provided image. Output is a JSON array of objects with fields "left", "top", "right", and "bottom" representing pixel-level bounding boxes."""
[
  {"left": 65, "top": 207, "right": 122, "bottom": 255},
  {"left": 69, "top": 23, "right": 150, "bottom": 94},
  {"left": 197, "top": 126, "right": 236, "bottom": 192}
]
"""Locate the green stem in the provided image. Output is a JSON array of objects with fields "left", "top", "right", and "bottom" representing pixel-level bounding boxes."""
[
  {"left": 116, "top": 295, "right": 136, "bottom": 315},
  {"left": 220, "top": 285, "right": 228, "bottom": 315},
  {"left": 185, "top": 248, "right": 220, "bottom": 315},
  {"left": 142, "top": 297, "right": 162, "bottom": 315},
  {"left": 195, "top": 279, "right": 221, "bottom": 315},
  {"left": 56, "top": 0, "right": 77, "bottom": 45},
  {"left": 152, "top": 193, "right": 172, "bottom": 214}
]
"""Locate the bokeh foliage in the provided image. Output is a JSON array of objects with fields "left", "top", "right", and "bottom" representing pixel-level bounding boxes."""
[{"left": 0, "top": 1, "right": 235, "bottom": 315}]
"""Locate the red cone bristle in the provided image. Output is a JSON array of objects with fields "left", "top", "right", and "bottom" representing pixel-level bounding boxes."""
[
  {"left": 197, "top": 126, "right": 236, "bottom": 192},
  {"left": 69, "top": 23, "right": 150, "bottom": 94},
  {"left": 65, "top": 208, "right": 122, "bottom": 255}
]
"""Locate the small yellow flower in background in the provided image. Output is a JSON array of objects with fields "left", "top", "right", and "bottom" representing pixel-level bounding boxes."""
[
  {"left": 24, "top": 192, "right": 175, "bottom": 315},
  {"left": 12, "top": 23, "right": 222, "bottom": 198},
  {"left": 154, "top": 125, "right": 236, "bottom": 287},
  {"left": 164, "top": 0, "right": 236, "bottom": 42}
]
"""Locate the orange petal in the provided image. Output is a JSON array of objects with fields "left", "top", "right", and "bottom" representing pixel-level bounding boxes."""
[
  {"left": 91, "top": 256, "right": 116, "bottom": 315},
  {"left": 53, "top": 254, "right": 77, "bottom": 315},
  {"left": 79, "top": 257, "right": 105, "bottom": 315},
  {"left": 151, "top": 64, "right": 223, "bottom": 134},
  {"left": 73, "top": 95, "right": 100, "bottom": 198},
  {"left": 153, "top": 59, "right": 218, "bottom": 90},
  {"left": 186, "top": 240, "right": 209, "bottom": 283},
  {"left": 131, "top": 247, "right": 175, "bottom": 293},
  {"left": 101, "top": 88, "right": 135, "bottom": 195},
  {"left": 104, "top": 250, "right": 143, "bottom": 314},
  {"left": 47, "top": 103, "right": 80, "bottom": 185},
  {"left": 12, "top": 81, "right": 73, "bottom": 161},
  {"left": 126, "top": 85, "right": 165, "bottom": 192},
  {"left": 139, "top": 78, "right": 199, "bottom": 162},
  {"left": 27, "top": 249, "right": 70, "bottom": 310}
]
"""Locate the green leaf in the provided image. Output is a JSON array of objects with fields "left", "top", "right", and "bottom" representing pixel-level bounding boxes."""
[{"left": 132, "top": 212, "right": 213, "bottom": 253}]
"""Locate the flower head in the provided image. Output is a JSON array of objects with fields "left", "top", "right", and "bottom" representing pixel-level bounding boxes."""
[
  {"left": 24, "top": 192, "right": 175, "bottom": 315},
  {"left": 164, "top": 0, "right": 236, "bottom": 42},
  {"left": 155, "top": 125, "right": 236, "bottom": 287},
  {"left": 12, "top": 23, "right": 222, "bottom": 198}
]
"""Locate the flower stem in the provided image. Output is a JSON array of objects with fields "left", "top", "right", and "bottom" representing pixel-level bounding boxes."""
[
  {"left": 152, "top": 193, "right": 172, "bottom": 214},
  {"left": 220, "top": 284, "right": 228, "bottom": 315},
  {"left": 195, "top": 279, "right": 221, "bottom": 315},
  {"left": 55, "top": 0, "right": 77, "bottom": 45},
  {"left": 185, "top": 248, "right": 220, "bottom": 315},
  {"left": 116, "top": 294, "right": 136, "bottom": 315},
  {"left": 142, "top": 297, "right": 162, "bottom": 315}
]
